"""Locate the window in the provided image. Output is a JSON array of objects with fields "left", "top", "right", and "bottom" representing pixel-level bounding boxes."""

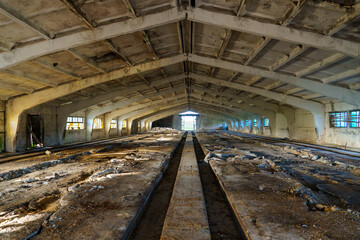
[
  {"left": 179, "top": 111, "right": 199, "bottom": 131},
  {"left": 110, "top": 119, "right": 117, "bottom": 129},
  {"left": 263, "top": 118, "right": 270, "bottom": 127},
  {"left": 349, "top": 111, "right": 360, "bottom": 128},
  {"left": 93, "top": 118, "right": 103, "bottom": 129},
  {"left": 66, "top": 116, "right": 84, "bottom": 130},
  {"left": 240, "top": 121, "right": 245, "bottom": 129},
  {"left": 181, "top": 116, "right": 196, "bottom": 130},
  {"left": 329, "top": 112, "right": 349, "bottom": 128},
  {"left": 245, "top": 120, "right": 251, "bottom": 128},
  {"left": 138, "top": 122, "right": 141, "bottom": 129},
  {"left": 122, "top": 120, "right": 127, "bottom": 128},
  {"left": 253, "top": 119, "right": 257, "bottom": 127}
]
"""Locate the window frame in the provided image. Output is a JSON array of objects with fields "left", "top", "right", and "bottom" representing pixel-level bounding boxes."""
[
  {"left": 110, "top": 119, "right": 117, "bottom": 129},
  {"left": 263, "top": 117, "right": 270, "bottom": 127},
  {"left": 349, "top": 110, "right": 360, "bottom": 128},
  {"left": 253, "top": 119, "right": 257, "bottom": 127},
  {"left": 329, "top": 110, "right": 360, "bottom": 128},
  {"left": 93, "top": 118, "right": 104, "bottom": 129},
  {"left": 66, "top": 116, "right": 84, "bottom": 130},
  {"left": 245, "top": 120, "right": 252, "bottom": 129}
]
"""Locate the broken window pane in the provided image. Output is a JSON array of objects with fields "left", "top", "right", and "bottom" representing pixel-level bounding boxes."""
[
  {"left": 93, "top": 118, "right": 104, "bottom": 129},
  {"left": 110, "top": 119, "right": 117, "bottom": 129},
  {"left": 329, "top": 112, "right": 348, "bottom": 128},
  {"left": 66, "top": 116, "right": 84, "bottom": 130},
  {"left": 349, "top": 111, "right": 360, "bottom": 128}
]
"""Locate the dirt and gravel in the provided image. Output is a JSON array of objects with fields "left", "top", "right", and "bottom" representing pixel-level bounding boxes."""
[
  {"left": 196, "top": 130, "right": 360, "bottom": 240},
  {"left": 0, "top": 132, "right": 183, "bottom": 240},
  {"left": 2, "top": 128, "right": 359, "bottom": 240}
]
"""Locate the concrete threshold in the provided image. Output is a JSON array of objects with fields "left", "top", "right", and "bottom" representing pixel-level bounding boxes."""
[{"left": 161, "top": 134, "right": 211, "bottom": 240}]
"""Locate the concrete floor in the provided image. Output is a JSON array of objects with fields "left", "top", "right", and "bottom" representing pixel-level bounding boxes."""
[
  {"left": 197, "top": 131, "right": 360, "bottom": 239},
  {"left": 0, "top": 129, "right": 359, "bottom": 239},
  {"left": 0, "top": 131, "right": 183, "bottom": 239}
]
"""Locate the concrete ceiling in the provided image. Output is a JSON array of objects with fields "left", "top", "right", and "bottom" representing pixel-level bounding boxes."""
[{"left": 0, "top": 0, "right": 359, "bottom": 114}]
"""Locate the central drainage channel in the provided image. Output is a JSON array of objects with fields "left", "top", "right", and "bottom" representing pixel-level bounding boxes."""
[
  {"left": 129, "top": 133, "right": 187, "bottom": 240},
  {"left": 192, "top": 132, "right": 246, "bottom": 240}
]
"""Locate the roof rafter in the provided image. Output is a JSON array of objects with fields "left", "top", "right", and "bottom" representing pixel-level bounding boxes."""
[
  {"left": 262, "top": 3, "right": 360, "bottom": 91},
  {"left": 187, "top": 8, "right": 360, "bottom": 58},
  {"left": 189, "top": 54, "right": 360, "bottom": 107},
  {"left": 8, "top": 54, "right": 186, "bottom": 115},
  {"left": 190, "top": 97, "right": 256, "bottom": 118},
  {"left": 33, "top": 59, "right": 83, "bottom": 80},
  {"left": 190, "top": 73, "right": 324, "bottom": 114},
  {"left": 191, "top": 85, "right": 279, "bottom": 112},
  {"left": 60, "top": 0, "right": 153, "bottom": 84},
  {"left": 0, "top": 82, "right": 33, "bottom": 94},
  {"left": 0, "top": 8, "right": 186, "bottom": 70},
  {"left": 2, "top": 69, "right": 58, "bottom": 87},
  {"left": 104, "top": 95, "right": 187, "bottom": 121},
  {"left": 245, "top": 0, "right": 310, "bottom": 67},
  {"left": 191, "top": 92, "right": 275, "bottom": 117},
  {"left": 0, "top": 1, "right": 52, "bottom": 39}
]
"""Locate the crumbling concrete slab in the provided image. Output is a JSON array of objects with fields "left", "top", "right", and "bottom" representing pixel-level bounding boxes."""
[
  {"left": 196, "top": 131, "right": 360, "bottom": 240},
  {"left": 0, "top": 132, "right": 182, "bottom": 239}
]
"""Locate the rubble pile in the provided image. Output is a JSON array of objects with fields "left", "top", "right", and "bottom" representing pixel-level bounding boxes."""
[{"left": 150, "top": 127, "right": 181, "bottom": 133}]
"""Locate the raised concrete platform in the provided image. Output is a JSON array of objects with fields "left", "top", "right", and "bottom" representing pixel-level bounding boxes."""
[
  {"left": 196, "top": 131, "right": 360, "bottom": 240},
  {"left": 161, "top": 134, "right": 211, "bottom": 240}
]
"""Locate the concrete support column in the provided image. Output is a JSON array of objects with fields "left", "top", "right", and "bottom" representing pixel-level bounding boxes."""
[
  {"left": 149, "top": 121, "right": 153, "bottom": 130},
  {"left": 245, "top": 119, "right": 251, "bottom": 133},
  {"left": 225, "top": 120, "right": 231, "bottom": 130},
  {"left": 236, "top": 120, "right": 240, "bottom": 132},
  {"left": 144, "top": 120, "right": 150, "bottom": 132},
  {"left": 5, "top": 107, "right": 22, "bottom": 152},
  {"left": 140, "top": 120, "right": 146, "bottom": 132},
  {"left": 143, "top": 120, "right": 148, "bottom": 132},
  {"left": 238, "top": 120, "right": 243, "bottom": 132},
  {"left": 126, "top": 119, "right": 133, "bottom": 135},
  {"left": 256, "top": 117, "right": 262, "bottom": 135},
  {"left": 85, "top": 112, "right": 94, "bottom": 141},
  {"left": 280, "top": 109, "right": 295, "bottom": 139},
  {"left": 232, "top": 120, "right": 237, "bottom": 131},
  {"left": 313, "top": 113, "right": 325, "bottom": 143},
  {"left": 57, "top": 114, "right": 68, "bottom": 145},
  {"left": 234, "top": 119, "right": 239, "bottom": 132},
  {"left": 104, "top": 113, "right": 112, "bottom": 138},
  {"left": 117, "top": 117, "right": 123, "bottom": 136},
  {"left": 269, "top": 115, "right": 277, "bottom": 137},
  {"left": 230, "top": 121, "right": 235, "bottom": 131}
]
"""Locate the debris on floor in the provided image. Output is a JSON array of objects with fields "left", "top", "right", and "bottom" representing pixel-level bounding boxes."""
[
  {"left": 0, "top": 132, "right": 183, "bottom": 239},
  {"left": 196, "top": 131, "right": 360, "bottom": 239}
]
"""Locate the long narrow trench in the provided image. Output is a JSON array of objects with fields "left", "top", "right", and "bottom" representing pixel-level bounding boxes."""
[
  {"left": 129, "top": 131, "right": 246, "bottom": 240},
  {"left": 192, "top": 132, "right": 246, "bottom": 240},
  {"left": 129, "top": 133, "right": 187, "bottom": 240}
]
